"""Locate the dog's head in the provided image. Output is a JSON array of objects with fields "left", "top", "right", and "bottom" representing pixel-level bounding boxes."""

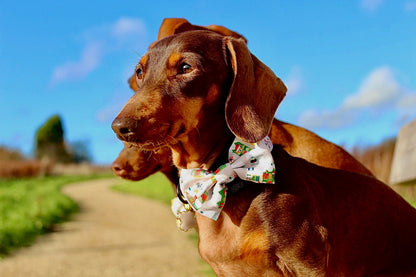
[
  {"left": 112, "top": 28, "right": 286, "bottom": 166},
  {"left": 111, "top": 142, "right": 172, "bottom": 181},
  {"left": 127, "top": 18, "right": 247, "bottom": 93},
  {"left": 157, "top": 18, "right": 247, "bottom": 43}
]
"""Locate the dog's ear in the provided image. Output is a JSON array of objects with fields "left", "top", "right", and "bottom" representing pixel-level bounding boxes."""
[
  {"left": 128, "top": 74, "right": 139, "bottom": 92},
  {"left": 157, "top": 18, "right": 199, "bottom": 40},
  {"left": 158, "top": 18, "right": 247, "bottom": 42},
  {"left": 224, "top": 37, "right": 286, "bottom": 143},
  {"left": 205, "top": 25, "right": 247, "bottom": 43}
]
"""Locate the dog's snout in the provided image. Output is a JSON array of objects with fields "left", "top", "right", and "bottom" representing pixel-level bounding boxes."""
[
  {"left": 111, "top": 117, "right": 138, "bottom": 141},
  {"left": 111, "top": 160, "right": 126, "bottom": 177}
]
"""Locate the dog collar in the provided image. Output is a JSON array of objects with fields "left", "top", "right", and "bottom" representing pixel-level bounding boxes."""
[{"left": 174, "top": 136, "right": 275, "bottom": 222}]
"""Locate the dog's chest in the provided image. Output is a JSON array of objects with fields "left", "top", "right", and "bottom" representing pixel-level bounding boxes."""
[{"left": 195, "top": 213, "right": 280, "bottom": 276}]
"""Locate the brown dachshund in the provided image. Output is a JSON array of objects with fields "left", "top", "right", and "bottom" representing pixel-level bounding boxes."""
[
  {"left": 111, "top": 142, "right": 178, "bottom": 187},
  {"left": 122, "top": 18, "right": 372, "bottom": 179},
  {"left": 112, "top": 22, "right": 416, "bottom": 276},
  {"left": 112, "top": 117, "right": 373, "bottom": 186}
]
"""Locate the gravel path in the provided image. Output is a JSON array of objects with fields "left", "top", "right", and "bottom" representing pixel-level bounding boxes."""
[{"left": 0, "top": 178, "right": 204, "bottom": 277}]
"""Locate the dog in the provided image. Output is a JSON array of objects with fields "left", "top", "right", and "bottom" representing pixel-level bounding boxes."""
[
  {"left": 112, "top": 21, "right": 416, "bottom": 276},
  {"left": 112, "top": 117, "right": 373, "bottom": 187},
  {"left": 121, "top": 18, "right": 372, "bottom": 181},
  {"left": 111, "top": 142, "right": 178, "bottom": 188}
]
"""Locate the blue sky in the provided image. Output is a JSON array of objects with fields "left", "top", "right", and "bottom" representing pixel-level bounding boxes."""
[{"left": 1, "top": 1, "right": 415, "bottom": 164}]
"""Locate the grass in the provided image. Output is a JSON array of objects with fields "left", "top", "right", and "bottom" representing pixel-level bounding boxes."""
[
  {"left": 402, "top": 181, "right": 416, "bottom": 208},
  {"left": 391, "top": 179, "right": 416, "bottom": 209},
  {"left": 112, "top": 173, "right": 217, "bottom": 277},
  {"left": 111, "top": 172, "right": 175, "bottom": 205},
  {"left": 0, "top": 173, "right": 110, "bottom": 256}
]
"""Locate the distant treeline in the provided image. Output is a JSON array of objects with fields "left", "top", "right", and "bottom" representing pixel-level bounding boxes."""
[
  {"left": 0, "top": 114, "right": 95, "bottom": 178},
  {"left": 1, "top": 122, "right": 397, "bottom": 182}
]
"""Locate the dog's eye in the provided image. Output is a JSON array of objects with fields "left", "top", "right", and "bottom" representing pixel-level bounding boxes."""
[
  {"left": 136, "top": 67, "right": 144, "bottom": 80},
  {"left": 179, "top": 63, "right": 192, "bottom": 74}
]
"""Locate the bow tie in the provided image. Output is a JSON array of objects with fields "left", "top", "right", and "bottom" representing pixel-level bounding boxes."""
[{"left": 177, "top": 136, "right": 275, "bottom": 221}]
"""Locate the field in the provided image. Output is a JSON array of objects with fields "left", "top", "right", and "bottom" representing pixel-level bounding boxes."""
[
  {"left": 0, "top": 174, "right": 110, "bottom": 255},
  {"left": 111, "top": 173, "right": 175, "bottom": 205}
]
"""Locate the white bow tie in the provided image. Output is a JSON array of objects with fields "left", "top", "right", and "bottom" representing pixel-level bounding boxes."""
[{"left": 176, "top": 136, "right": 275, "bottom": 222}]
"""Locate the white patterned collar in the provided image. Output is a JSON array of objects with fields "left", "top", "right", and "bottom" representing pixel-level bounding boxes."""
[{"left": 175, "top": 136, "right": 275, "bottom": 222}]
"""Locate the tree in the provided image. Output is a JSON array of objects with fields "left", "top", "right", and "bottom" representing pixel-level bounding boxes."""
[
  {"left": 68, "top": 139, "right": 93, "bottom": 163},
  {"left": 34, "top": 114, "right": 72, "bottom": 163}
]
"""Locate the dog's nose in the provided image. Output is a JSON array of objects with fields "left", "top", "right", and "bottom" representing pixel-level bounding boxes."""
[
  {"left": 111, "top": 160, "right": 127, "bottom": 177},
  {"left": 111, "top": 117, "right": 138, "bottom": 141}
]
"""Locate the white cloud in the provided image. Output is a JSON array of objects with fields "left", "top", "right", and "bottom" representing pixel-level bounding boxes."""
[
  {"left": 360, "top": 0, "right": 384, "bottom": 11},
  {"left": 396, "top": 92, "right": 416, "bottom": 109},
  {"left": 404, "top": 1, "right": 416, "bottom": 11},
  {"left": 343, "top": 67, "right": 401, "bottom": 109},
  {"left": 284, "top": 66, "right": 303, "bottom": 95},
  {"left": 298, "top": 107, "right": 358, "bottom": 129},
  {"left": 50, "top": 17, "right": 146, "bottom": 86},
  {"left": 298, "top": 66, "right": 415, "bottom": 129},
  {"left": 396, "top": 92, "right": 416, "bottom": 124},
  {"left": 50, "top": 42, "right": 103, "bottom": 85},
  {"left": 111, "top": 18, "right": 146, "bottom": 38}
]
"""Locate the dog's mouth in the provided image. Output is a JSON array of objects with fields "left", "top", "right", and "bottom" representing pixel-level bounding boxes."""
[{"left": 128, "top": 123, "right": 187, "bottom": 151}]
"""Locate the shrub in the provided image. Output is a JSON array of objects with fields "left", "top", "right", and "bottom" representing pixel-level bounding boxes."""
[
  {"left": 0, "top": 146, "right": 26, "bottom": 161},
  {"left": 0, "top": 160, "right": 52, "bottom": 178},
  {"left": 34, "top": 115, "right": 72, "bottom": 163}
]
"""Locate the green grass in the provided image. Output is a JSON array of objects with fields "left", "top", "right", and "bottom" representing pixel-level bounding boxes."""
[
  {"left": 393, "top": 180, "right": 416, "bottom": 208},
  {"left": 0, "top": 174, "right": 109, "bottom": 256},
  {"left": 111, "top": 172, "right": 175, "bottom": 205},
  {"left": 112, "top": 173, "right": 217, "bottom": 277},
  {"left": 405, "top": 194, "right": 416, "bottom": 208}
]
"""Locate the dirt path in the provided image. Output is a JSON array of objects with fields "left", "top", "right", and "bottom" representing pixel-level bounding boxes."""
[{"left": 0, "top": 178, "right": 205, "bottom": 277}]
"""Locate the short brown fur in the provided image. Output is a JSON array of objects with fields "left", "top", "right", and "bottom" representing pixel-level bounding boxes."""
[
  {"left": 122, "top": 18, "right": 372, "bottom": 179},
  {"left": 112, "top": 20, "right": 416, "bottom": 276},
  {"left": 111, "top": 142, "right": 178, "bottom": 188}
]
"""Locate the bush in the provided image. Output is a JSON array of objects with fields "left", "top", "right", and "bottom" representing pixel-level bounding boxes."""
[
  {"left": 0, "top": 146, "right": 26, "bottom": 161},
  {"left": 0, "top": 160, "right": 52, "bottom": 178},
  {"left": 35, "top": 115, "right": 72, "bottom": 163},
  {"left": 0, "top": 146, "right": 52, "bottom": 178}
]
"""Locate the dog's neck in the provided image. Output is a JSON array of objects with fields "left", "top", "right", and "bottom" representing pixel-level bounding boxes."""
[{"left": 170, "top": 125, "right": 234, "bottom": 170}]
